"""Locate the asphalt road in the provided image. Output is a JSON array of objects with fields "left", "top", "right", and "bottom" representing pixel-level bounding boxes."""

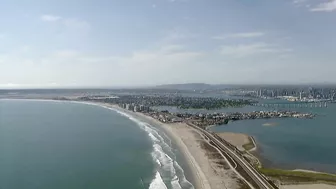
[{"left": 187, "top": 122, "right": 276, "bottom": 189}]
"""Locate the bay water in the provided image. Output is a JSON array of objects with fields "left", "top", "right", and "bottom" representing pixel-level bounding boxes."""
[
  {"left": 210, "top": 103, "right": 336, "bottom": 174},
  {"left": 155, "top": 100, "right": 336, "bottom": 174}
]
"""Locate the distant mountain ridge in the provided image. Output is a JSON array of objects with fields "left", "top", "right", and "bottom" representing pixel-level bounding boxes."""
[{"left": 154, "top": 83, "right": 229, "bottom": 90}]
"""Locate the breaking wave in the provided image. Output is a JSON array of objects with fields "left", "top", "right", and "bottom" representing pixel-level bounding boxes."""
[
  {"left": 68, "top": 101, "right": 194, "bottom": 189},
  {"left": 111, "top": 107, "right": 194, "bottom": 189}
]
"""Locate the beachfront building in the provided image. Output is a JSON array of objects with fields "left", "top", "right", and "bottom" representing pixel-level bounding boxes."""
[
  {"left": 134, "top": 105, "right": 139, "bottom": 112},
  {"left": 125, "top": 104, "right": 134, "bottom": 111}
]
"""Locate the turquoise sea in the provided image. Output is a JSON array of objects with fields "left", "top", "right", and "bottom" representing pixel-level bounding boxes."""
[{"left": 0, "top": 100, "right": 194, "bottom": 189}]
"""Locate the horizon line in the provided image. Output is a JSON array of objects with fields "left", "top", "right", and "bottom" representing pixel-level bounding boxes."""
[{"left": 1, "top": 83, "right": 336, "bottom": 90}]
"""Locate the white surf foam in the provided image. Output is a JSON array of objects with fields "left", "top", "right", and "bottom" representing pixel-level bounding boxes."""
[
  {"left": 156, "top": 159, "right": 162, "bottom": 167},
  {"left": 65, "top": 102, "right": 192, "bottom": 189},
  {"left": 104, "top": 106, "right": 190, "bottom": 189},
  {"left": 174, "top": 162, "right": 195, "bottom": 189},
  {"left": 171, "top": 175, "right": 182, "bottom": 189},
  {"left": 149, "top": 133, "right": 161, "bottom": 143},
  {"left": 149, "top": 171, "right": 168, "bottom": 189}
]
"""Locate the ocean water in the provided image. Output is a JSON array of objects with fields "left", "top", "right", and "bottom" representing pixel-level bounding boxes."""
[
  {"left": 0, "top": 100, "right": 194, "bottom": 189},
  {"left": 211, "top": 103, "right": 336, "bottom": 174}
]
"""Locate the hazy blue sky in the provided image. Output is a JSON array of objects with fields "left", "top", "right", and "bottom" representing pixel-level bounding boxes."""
[{"left": 1, "top": 0, "right": 336, "bottom": 88}]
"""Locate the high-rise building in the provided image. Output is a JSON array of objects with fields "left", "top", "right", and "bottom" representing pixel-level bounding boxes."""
[
  {"left": 126, "top": 104, "right": 134, "bottom": 111},
  {"left": 134, "top": 105, "right": 139, "bottom": 112}
]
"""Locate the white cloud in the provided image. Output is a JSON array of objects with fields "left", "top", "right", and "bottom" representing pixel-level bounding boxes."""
[
  {"left": 161, "top": 28, "right": 198, "bottom": 43},
  {"left": 168, "top": 0, "right": 189, "bottom": 2},
  {"left": 40, "top": 15, "right": 90, "bottom": 33},
  {"left": 213, "top": 32, "right": 265, "bottom": 40},
  {"left": 63, "top": 18, "right": 91, "bottom": 32},
  {"left": 19, "top": 45, "right": 31, "bottom": 53},
  {"left": 2, "top": 43, "right": 333, "bottom": 87},
  {"left": 0, "top": 28, "right": 297, "bottom": 87},
  {"left": 310, "top": 0, "right": 336, "bottom": 12},
  {"left": 293, "top": 0, "right": 307, "bottom": 4},
  {"left": 219, "top": 43, "right": 292, "bottom": 57},
  {"left": 53, "top": 50, "right": 79, "bottom": 58},
  {"left": 41, "top": 14, "right": 62, "bottom": 22},
  {"left": 78, "top": 56, "right": 120, "bottom": 63},
  {"left": 50, "top": 46, "right": 204, "bottom": 86},
  {"left": 293, "top": 0, "right": 311, "bottom": 7},
  {"left": 159, "top": 44, "right": 185, "bottom": 53}
]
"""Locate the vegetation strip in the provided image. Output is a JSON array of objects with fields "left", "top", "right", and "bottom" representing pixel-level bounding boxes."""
[{"left": 259, "top": 168, "right": 336, "bottom": 185}]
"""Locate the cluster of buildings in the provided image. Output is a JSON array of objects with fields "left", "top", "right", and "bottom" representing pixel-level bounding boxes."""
[
  {"left": 78, "top": 96, "right": 315, "bottom": 129},
  {"left": 175, "top": 111, "right": 314, "bottom": 128},
  {"left": 119, "top": 103, "right": 151, "bottom": 113},
  {"left": 251, "top": 87, "right": 336, "bottom": 102},
  {"left": 118, "top": 103, "right": 183, "bottom": 123},
  {"left": 147, "top": 111, "right": 183, "bottom": 123},
  {"left": 80, "top": 94, "right": 253, "bottom": 110},
  {"left": 117, "top": 102, "right": 315, "bottom": 127}
]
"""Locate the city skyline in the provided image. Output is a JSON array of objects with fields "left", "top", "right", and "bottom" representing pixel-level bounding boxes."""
[{"left": 1, "top": 0, "right": 336, "bottom": 88}]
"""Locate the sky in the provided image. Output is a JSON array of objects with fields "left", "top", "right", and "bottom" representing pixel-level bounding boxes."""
[{"left": 0, "top": 0, "right": 336, "bottom": 88}]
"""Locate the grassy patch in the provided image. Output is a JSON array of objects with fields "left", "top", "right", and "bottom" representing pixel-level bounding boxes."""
[
  {"left": 259, "top": 168, "right": 336, "bottom": 184},
  {"left": 242, "top": 137, "right": 255, "bottom": 151}
]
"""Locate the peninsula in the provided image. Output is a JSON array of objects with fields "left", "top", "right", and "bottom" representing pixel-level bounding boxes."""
[{"left": 73, "top": 95, "right": 336, "bottom": 189}]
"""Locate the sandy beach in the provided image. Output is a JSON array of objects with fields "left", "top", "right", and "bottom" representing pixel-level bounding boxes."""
[
  {"left": 102, "top": 103, "right": 252, "bottom": 189},
  {"left": 86, "top": 102, "right": 336, "bottom": 189},
  {"left": 216, "top": 132, "right": 252, "bottom": 151},
  {"left": 64, "top": 101, "right": 336, "bottom": 189}
]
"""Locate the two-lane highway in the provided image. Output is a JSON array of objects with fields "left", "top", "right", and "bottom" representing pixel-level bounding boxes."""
[{"left": 187, "top": 122, "right": 276, "bottom": 189}]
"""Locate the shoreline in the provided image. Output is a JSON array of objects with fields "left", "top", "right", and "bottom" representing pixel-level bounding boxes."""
[
  {"left": 211, "top": 122, "right": 336, "bottom": 174},
  {"left": 99, "top": 103, "right": 252, "bottom": 189},
  {"left": 74, "top": 101, "right": 206, "bottom": 189},
  {"left": 0, "top": 99, "right": 202, "bottom": 188},
  {"left": 107, "top": 104, "right": 211, "bottom": 189},
  {"left": 3, "top": 98, "right": 336, "bottom": 188},
  {"left": 214, "top": 130, "right": 336, "bottom": 188},
  {"left": 69, "top": 101, "right": 207, "bottom": 188}
]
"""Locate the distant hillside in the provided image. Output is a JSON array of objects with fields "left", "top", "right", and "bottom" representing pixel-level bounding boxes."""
[{"left": 155, "top": 83, "right": 214, "bottom": 90}]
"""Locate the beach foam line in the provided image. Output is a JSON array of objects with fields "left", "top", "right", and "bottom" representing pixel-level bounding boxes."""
[
  {"left": 174, "top": 161, "right": 194, "bottom": 189},
  {"left": 149, "top": 171, "right": 168, "bottom": 189},
  {"left": 112, "top": 110, "right": 182, "bottom": 189},
  {"left": 77, "top": 102, "right": 189, "bottom": 189},
  {"left": 5, "top": 100, "right": 193, "bottom": 189},
  {"left": 171, "top": 175, "right": 182, "bottom": 189},
  {"left": 103, "top": 105, "right": 194, "bottom": 189}
]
